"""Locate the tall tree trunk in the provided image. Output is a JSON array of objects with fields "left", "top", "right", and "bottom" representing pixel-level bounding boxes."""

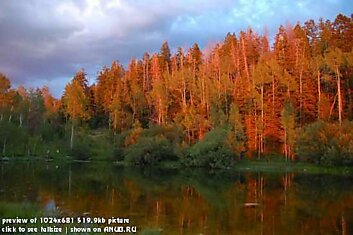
[
  {"left": 347, "top": 78, "right": 353, "bottom": 120},
  {"left": 190, "top": 59, "right": 196, "bottom": 106},
  {"left": 2, "top": 138, "right": 6, "bottom": 157},
  {"left": 181, "top": 55, "right": 187, "bottom": 112},
  {"left": 317, "top": 69, "right": 321, "bottom": 120},
  {"left": 284, "top": 128, "right": 287, "bottom": 161},
  {"left": 299, "top": 69, "right": 303, "bottom": 125},
  {"left": 272, "top": 75, "right": 275, "bottom": 116},
  {"left": 19, "top": 113, "right": 23, "bottom": 128},
  {"left": 342, "top": 215, "right": 347, "bottom": 235},
  {"left": 158, "top": 97, "right": 162, "bottom": 124},
  {"left": 336, "top": 66, "right": 342, "bottom": 126},
  {"left": 261, "top": 85, "right": 264, "bottom": 155},
  {"left": 70, "top": 122, "right": 74, "bottom": 150},
  {"left": 329, "top": 94, "right": 337, "bottom": 121},
  {"left": 241, "top": 37, "right": 250, "bottom": 81},
  {"left": 113, "top": 111, "right": 117, "bottom": 131},
  {"left": 201, "top": 70, "right": 206, "bottom": 110},
  {"left": 217, "top": 58, "right": 221, "bottom": 99}
]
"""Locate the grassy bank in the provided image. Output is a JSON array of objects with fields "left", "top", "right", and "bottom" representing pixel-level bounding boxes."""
[
  {"left": 156, "top": 158, "right": 353, "bottom": 175},
  {"left": 233, "top": 159, "right": 353, "bottom": 175}
]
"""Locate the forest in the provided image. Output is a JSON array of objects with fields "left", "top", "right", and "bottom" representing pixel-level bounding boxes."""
[{"left": 1, "top": 13, "right": 353, "bottom": 168}]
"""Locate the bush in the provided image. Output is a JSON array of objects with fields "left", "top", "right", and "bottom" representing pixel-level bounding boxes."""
[
  {"left": 71, "top": 140, "right": 91, "bottom": 161},
  {"left": 112, "top": 131, "right": 130, "bottom": 161},
  {"left": 143, "top": 124, "right": 183, "bottom": 144},
  {"left": 182, "top": 128, "right": 237, "bottom": 169},
  {"left": 124, "top": 135, "right": 178, "bottom": 165},
  {"left": 113, "top": 147, "right": 124, "bottom": 161},
  {"left": 296, "top": 121, "right": 353, "bottom": 165},
  {"left": 123, "top": 124, "right": 183, "bottom": 165}
]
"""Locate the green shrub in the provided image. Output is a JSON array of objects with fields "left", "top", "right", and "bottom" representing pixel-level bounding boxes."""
[
  {"left": 123, "top": 124, "right": 183, "bottom": 165},
  {"left": 124, "top": 135, "right": 178, "bottom": 165},
  {"left": 113, "top": 146, "right": 124, "bottom": 161},
  {"left": 183, "top": 128, "right": 236, "bottom": 169},
  {"left": 143, "top": 124, "right": 183, "bottom": 144},
  {"left": 296, "top": 121, "right": 353, "bottom": 165},
  {"left": 0, "top": 202, "right": 40, "bottom": 218},
  {"left": 71, "top": 140, "right": 91, "bottom": 160},
  {"left": 112, "top": 131, "right": 130, "bottom": 161}
]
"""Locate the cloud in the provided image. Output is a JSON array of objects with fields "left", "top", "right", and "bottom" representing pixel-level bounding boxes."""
[{"left": 0, "top": 0, "right": 351, "bottom": 97}]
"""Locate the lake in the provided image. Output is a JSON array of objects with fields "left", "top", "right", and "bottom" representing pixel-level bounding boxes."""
[{"left": 0, "top": 161, "right": 352, "bottom": 234}]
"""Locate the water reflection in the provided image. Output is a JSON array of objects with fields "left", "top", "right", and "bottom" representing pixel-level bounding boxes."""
[{"left": 0, "top": 162, "right": 352, "bottom": 234}]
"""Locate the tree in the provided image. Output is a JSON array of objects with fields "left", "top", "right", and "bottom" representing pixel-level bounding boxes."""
[
  {"left": 63, "top": 71, "right": 90, "bottom": 149},
  {"left": 126, "top": 59, "right": 146, "bottom": 124},
  {"left": 227, "top": 103, "right": 246, "bottom": 155},
  {"left": 281, "top": 102, "right": 296, "bottom": 160},
  {"left": 160, "top": 41, "right": 171, "bottom": 73},
  {"left": 0, "top": 73, "right": 12, "bottom": 121},
  {"left": 149, "top": 54, "right": 169, "bottom": 125},
  {"left": 252, "top": 57, "right": 273, "bottom": 157},
  {"left": 41, "top": 86, "right": 60, "bottom": 121},
  {"left": 95, "top": 61, "right": 124, "bottom": 128},
  {"left": 324, "top": 47, "right": 345, "bottom": 125}
]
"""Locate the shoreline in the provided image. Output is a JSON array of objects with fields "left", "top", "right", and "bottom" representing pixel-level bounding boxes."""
[{"left": 2, "top": 156, "right": 352, "bottom": 176}]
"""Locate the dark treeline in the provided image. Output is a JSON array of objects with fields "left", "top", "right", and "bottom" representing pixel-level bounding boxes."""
[{"left": 1, "top": 13, "right": 353, "bottom": 167}]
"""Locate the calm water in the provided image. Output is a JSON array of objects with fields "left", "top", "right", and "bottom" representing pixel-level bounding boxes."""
[{"left": 0, "top": 162, "right": 353, "bottom": 234}]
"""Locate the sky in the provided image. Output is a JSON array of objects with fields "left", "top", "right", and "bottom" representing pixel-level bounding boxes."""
[{"left": 0, "top": 0, "right": 352, "bottom": 97}]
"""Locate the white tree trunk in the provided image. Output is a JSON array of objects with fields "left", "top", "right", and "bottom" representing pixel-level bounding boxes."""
[
  {"left": 336, "top": 66, "right": 342, "bottom": 126},
  {"left": 317, "top": 70, "right": 321, "bottom": 120},
  {"left": 2, "top": 138, "right": 6, "bottom": 157},
  {"left": 70, "top": 122, "right": 74, "bottom": 150}
]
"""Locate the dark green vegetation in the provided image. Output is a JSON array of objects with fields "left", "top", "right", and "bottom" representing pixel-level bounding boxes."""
[
  {"left": 1, "top": 162, "right": 353, "bottom": 234},
  {"left": 0, "top": 202, "right": 40, "bottom": 218},
  {"left": 296, "top": 121, "right": 353, "bottom": 165},
  {"left": 1, "top": 13, "right": 353, "bottom": 169}
]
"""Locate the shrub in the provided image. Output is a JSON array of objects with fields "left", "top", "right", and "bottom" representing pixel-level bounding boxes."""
[
  {"left": 183, "top": 128, "right": 237, "bottom": 169},
  {"left": 113, "top": 147, "right": 124, "bottom": 161},
  {"left": 71, "top": 140, "right": 91, "bottom": 160},
  {"left": 123, "top": 124, "right": 183, "bottom": 165},
  {"left": 124, "top": 135, "right": 177, "bottom": 165},
  {"left": 143, "top": 124, "right": 183, "bottom": 144},
  {"left": 296, "top": 121, "right": 353, "bottom": 165},
  {"left": 112, "top": 131, "right": 130, "bottom": 161}
]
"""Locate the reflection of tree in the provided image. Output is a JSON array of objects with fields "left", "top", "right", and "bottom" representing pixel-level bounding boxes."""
[{"left": 2, "top": 163, "right": 353, "bottom": 234}]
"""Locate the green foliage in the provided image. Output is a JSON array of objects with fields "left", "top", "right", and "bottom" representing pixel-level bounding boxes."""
[
  {"left": 0, "top": 121, "right": 28, "bottom": 156},
  {"left": 40, "top": 121, "right": 62, "bottom": 141},
  {"left": 68, "top": 127, "right": 91, "bottom": 160},
  {"left": 124, "top": 135, "right": 177, "bottom": 165},
  {"left": 68, "top": 128, "right": 116, "bottom": 161},
  {"left": 227, "top": 104, "right": 246, "bottom": 154},
  {"left": 183, "top": 128, "right": 236, "bottom": 169},
  {"left": 124, "top": 125, "right": 182, "bottom": 165},
  {"left": 0, "top": 202, "right": 40, "bottom": 218},
  {"left": 112, "top": 131, "right": 130, "bottom": 161},
  {"left": 296, "top": 121, "right": 353, "bottom": 165},
  {"left": 144, "top": 124, "right": 183, "bottom": 144},
  {"left": 113, "top": 146, "right": 124, "bottom": 161},
  {"left": 71, "top": 139, "right": 91, "bottom": 161},
  {"left": 210, "top": 105, "right": 227, "bottom": 128}
]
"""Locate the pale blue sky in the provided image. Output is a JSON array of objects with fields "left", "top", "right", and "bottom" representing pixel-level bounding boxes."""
[{"left": 0, "top": 0, "right": 351, "bottom": 97}]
